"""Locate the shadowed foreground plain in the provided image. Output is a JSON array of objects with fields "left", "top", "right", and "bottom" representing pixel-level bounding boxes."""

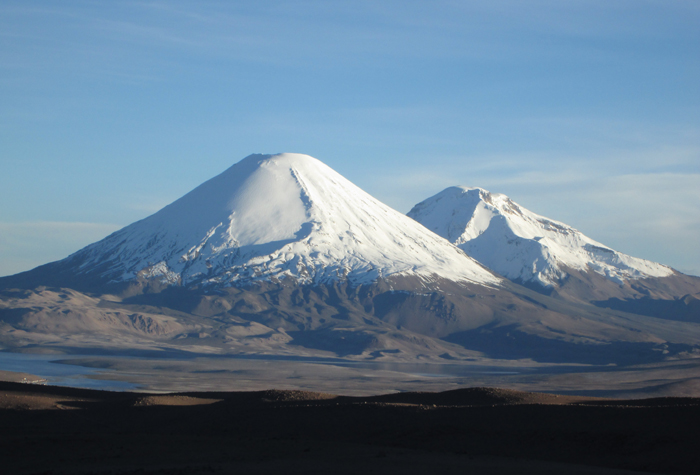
[{"left": 1, "top": 382, "right": 699, "bottom": 474}]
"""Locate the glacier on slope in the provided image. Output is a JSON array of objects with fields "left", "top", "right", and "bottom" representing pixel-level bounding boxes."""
[
  {"left": 68, "top": 154, "right": 500, "bottom": 288},
  {"left": 407, "top": 186, "right": 673, "bottom": 288}
]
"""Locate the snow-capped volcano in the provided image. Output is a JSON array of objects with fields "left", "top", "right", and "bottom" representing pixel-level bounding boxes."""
[
  {"left": 4, "top": 160, "right": 700, "bottom": 367},
  {"left": 67, "top": 154, "right": 499, "bottom": 288},
  {"left": 408, "top": 186, "right": 674, "bottom": 288}
]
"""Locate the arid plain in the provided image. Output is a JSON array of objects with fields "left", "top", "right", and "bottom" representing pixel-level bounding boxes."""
[{"left": 3, "top": 381, "right": 700, "bottom": 475}]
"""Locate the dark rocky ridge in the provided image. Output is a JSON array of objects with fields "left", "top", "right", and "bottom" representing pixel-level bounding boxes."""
[{"left": 535, "top": 265, "right": 700, "bottom": 306}]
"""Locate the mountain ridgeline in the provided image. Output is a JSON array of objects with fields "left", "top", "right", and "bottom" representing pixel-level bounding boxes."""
[
  {"left": 1, "top": 153, "right": 699, "bottom": 365},
  {"left": 407, "top": 186, "right": 700, "bottom": 313}
]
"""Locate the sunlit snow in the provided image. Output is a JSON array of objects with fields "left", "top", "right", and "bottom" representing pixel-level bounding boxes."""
[
  {"left": 408, "top": 186, "right": 674, "bottom": 287},
  {"left": 71, "top": 155, "right": 500, "bottom": 288}
]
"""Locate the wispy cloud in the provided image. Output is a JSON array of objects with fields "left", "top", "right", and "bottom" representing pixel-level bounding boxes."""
[{"left": 6, "top": 0, "right": 694, "bottom": 85}]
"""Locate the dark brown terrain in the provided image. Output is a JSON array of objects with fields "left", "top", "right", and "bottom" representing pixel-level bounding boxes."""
[{"left": 1, "top": 382, "right": 699, "bottom": 474}]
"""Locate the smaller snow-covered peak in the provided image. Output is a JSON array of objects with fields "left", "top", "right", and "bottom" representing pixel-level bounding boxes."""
[
  {"left": 407, "top": 186, "right": 524, "bottom": 244},
  {"left": 408, "top": 186, "right": 674, "bottom": 288}
]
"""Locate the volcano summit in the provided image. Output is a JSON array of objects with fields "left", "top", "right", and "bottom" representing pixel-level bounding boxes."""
[{"left": 11, "top": 154, "right": 499, "bottom": 291}]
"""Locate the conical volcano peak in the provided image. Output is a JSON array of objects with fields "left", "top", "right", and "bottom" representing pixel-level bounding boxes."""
[
  {"left": 409, "top": 186, "right": 674, "bottom": 288},
  {"left": 59, "top": 154, "right": 500, "bottom": 289}
]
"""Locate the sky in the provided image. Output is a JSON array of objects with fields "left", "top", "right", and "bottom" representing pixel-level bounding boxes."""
[{"left": 1, "top": 0, "right": 699, "bottom": 277}]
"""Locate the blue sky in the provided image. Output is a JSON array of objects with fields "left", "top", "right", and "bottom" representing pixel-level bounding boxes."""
[{"left": 1, "top": 0, "right": 699, "bottom": 276}]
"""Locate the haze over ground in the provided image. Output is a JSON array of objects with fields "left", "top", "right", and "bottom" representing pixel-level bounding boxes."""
[{"left": 1, "top": 1, "right": 698, "bottom": 276}]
